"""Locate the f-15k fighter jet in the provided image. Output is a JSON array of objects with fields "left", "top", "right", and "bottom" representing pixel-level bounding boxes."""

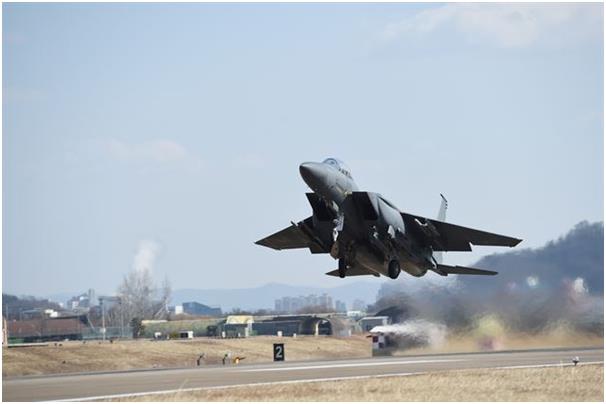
[{"left": 256, "top": 158, "right": 522, "bottom": 279}]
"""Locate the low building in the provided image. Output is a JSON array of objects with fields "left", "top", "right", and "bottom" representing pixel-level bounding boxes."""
[
  {"left": 252, "top": 315, "right": 334, "bottom": 336},
  {"left": 142, "top": 319, "right": 167, "bottom": 325},
  {"left": 167, "top": 305, "right": 184, "bottom": 315},
  {"left": 66, "top": 289, "right": 97, "bottom": 310},
  {"left": 178, "top": 330, "right": 194, "bottom": 339},
  {"left": 20, "top": 308, "right": 60, "bottom": 320},
  {"left": 252, "top": 319, "right": 301, "bottom": 336},
  {"left": 346, "top": 310, "right": 366, "bottom": 320},
  {"left": 6, "top": 316, "right": 90, "bottom": 342},
  {"left": 222, "top": 315, "right": 254, "bottom": 337}
]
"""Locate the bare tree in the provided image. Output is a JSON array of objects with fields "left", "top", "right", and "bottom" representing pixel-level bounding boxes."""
[
  {"left": 117, "top": 269, "right": 155, "bottom": 323},
  {"left": 115, "top": 269, "right": 172, "bottom": 329},
  {"left": 152, "top": 276, "right": 172, "bottom": 320}
]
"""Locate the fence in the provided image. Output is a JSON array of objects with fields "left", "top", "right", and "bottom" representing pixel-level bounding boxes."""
[{"left": 82, "top": 326, "right": 133, "bottom": 340}]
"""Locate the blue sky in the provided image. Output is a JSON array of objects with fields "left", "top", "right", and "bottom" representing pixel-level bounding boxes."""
[{"left": 3, "top": 3, "right": 603, "bottom": 297}]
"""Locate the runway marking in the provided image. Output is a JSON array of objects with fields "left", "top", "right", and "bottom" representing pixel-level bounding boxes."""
[
  {"left": 55, "top": 371, "right": 425, "bottom": 402},
  {"left": 240, "top": 358, "right": 463, "bottom": 372},
  {"left": 54, "top": 361, "right": 604, "bottom": 401},
  {"left": 495, "top": 361, "right": 603, "bottom": 370}
]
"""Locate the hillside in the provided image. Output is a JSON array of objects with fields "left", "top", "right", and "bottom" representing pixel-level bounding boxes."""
[
  {"left": 373, "top": 221, "right": 604, "bottom": 334},
  {"left": 463, "top": 221, "right": 604, "bottom": 295}
]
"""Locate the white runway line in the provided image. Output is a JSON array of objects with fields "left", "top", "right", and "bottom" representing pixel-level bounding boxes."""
[
  {"left": 50, "top": 359, "right": 605, "bottom": 402},
  {"left": 495, "top": 361, "right": 603, "bottom": 370},
  {"left": 240, "top": 358, "right": 463, "bottom": 372},
  {"left": 55, "top": 372, "right": 425, "bottom": 402}
]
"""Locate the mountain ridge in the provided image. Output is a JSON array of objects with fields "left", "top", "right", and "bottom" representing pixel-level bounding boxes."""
[{"left": 172, "top": 280, "right": 383, "bottom": 311}]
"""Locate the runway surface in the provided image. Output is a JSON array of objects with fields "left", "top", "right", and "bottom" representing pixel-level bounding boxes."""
[{"left": 3, "top": 347, "right": 603, "bottom": 401}]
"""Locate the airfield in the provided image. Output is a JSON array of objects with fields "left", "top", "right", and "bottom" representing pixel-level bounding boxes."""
[{"left": 2, "top": 336, "right": 603, "bottom": 401}]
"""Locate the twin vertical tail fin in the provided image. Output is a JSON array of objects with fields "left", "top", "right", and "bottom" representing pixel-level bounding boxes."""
[
  {"left": 437, "top": 193, "right": 448, "bottom": 222},
  {"left": 434, "top": 194, "right": 448, "bottom": 264}
]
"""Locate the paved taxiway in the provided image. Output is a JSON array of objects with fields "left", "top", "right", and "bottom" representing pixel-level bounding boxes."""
[{"left": 3, "top": 347, "right": 603, "bottom": 401}]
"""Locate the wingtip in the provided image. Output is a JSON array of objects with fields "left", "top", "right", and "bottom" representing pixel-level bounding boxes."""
[{"left": 254, "top": 239, "right": 271, "bottom": 248}]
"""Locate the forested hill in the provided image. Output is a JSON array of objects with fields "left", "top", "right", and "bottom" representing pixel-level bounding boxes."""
[{"left": 462, "top": 221, "right": 604, "bottom": 295}]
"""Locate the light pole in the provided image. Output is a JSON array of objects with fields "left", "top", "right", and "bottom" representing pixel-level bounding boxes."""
[
  {"left": 100, "top": 297, "right": 106, "bottom": 341},
  {"left": 118, "top": 297, "right": 124, "bottom": 338}
]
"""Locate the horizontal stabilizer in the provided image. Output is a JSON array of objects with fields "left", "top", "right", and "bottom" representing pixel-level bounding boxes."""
[
  {"left": 433, "top": 264, "right": 497, "bottom": 276},
  {"left": 326, "top": 266, "right": 379, "bottom": 277}
]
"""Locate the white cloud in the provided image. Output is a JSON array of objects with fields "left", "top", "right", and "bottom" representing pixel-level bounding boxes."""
[
  {"left": 381, "top": 4, "right": 601, "bottom": 48},
  {"left": 138, "top": 140, "right": 188, "bottom": 163},
  {"left": 105, "top": 139, "right": 189, "bottom": 164},
  {"left": 82, "top": 137, "right": 203, "bottom": 173}
]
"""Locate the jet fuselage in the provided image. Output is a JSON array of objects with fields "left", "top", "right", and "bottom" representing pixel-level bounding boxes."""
[{"left": 299, "top": 159, "right": 430, "bottom": 278}]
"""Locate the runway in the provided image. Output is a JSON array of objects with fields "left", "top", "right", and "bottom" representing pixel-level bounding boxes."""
[{"left": 3, "top": 347, "right": 603, "bottom": 401}]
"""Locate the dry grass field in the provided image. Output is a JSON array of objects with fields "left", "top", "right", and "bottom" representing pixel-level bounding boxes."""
[
  {"left": 3, "top": 331, "right": 602, "bottom": 378},
  {"left": 2, "top": 335, "right": 370, "bottom": 377},
  {"left": 109, "top": 364, "right": 604, "bottom": 402}
]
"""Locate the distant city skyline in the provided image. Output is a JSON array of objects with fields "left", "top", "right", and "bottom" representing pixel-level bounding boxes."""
[
  {"left": 4, "top": 3, "right": 603, "bottom": 296},
  {"left": 274, "top": 293, "right": 335, "bottom": 313}
]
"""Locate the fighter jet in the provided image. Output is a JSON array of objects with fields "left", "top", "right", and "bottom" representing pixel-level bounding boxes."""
[{"left": 256, "top": 158, "right": 522, "bottom": 279}]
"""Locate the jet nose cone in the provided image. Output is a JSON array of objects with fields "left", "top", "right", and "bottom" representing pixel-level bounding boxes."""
[
  {"left": 299, "top": 162, "right": 313, "bottom": 180},
  {"left": 299, "top": 162, "right": 326, "bottom": 190}
]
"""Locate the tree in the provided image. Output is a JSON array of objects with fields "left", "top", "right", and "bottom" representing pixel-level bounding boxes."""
[
  {"left": 130, "top": 317, "right": 145, "bottom": 339},
  {"left": 117, "top": 269, "right": 154, "bottom": 322},
  {"left": 115, "top": 269, "right": 172, "bottom": 327},
  {"left": 153, "top": 276, "right": 172, "bottom": 319}
]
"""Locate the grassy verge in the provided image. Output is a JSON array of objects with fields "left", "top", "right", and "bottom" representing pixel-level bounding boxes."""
[
  {"left": 108, "top": 364, "right": 604, "bottom": 402},
  {"left": 3, "top": 332, "right": 602, "bottom": 378},
  {"left": 2, "top": 335, "right": 370, "bottom": 377}
]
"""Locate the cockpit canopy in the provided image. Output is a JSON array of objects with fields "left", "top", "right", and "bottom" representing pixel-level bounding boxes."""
[{"left": 323, "top": 157, "right": 353, "bottom": 179}]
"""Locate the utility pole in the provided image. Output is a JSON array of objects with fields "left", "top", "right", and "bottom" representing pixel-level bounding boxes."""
[
  {"left": 118, "top": 297, "right": 124, "bottom": 338},
  {"left": 100, "top": 297, "right": 106, "bottom": 341},
  {"left": 3, "top": 305, "right": 8, "bottom": 345}
]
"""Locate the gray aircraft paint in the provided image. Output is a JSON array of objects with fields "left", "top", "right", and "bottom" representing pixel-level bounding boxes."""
[{"left": 257, "top": 158, "right": 522, "bottom": 280}]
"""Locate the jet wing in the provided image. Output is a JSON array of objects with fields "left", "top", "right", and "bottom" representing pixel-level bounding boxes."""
[
  {"left": 255, "top": 217, "right": 329, "bottom": 254},
  {"left": 433, "top": 264, "right": 497, "bottom": 276},
  {"left": 401, "top": 212, "right": 522, "bottom": 252}
]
